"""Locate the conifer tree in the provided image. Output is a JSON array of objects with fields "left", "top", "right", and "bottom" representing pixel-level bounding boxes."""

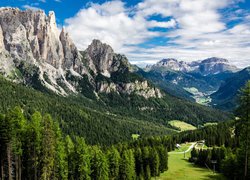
[
  {"left": 23, "top": 111, "right": 42, "bottom": 180},
  {"left": 65, "top": 135, "right": 75, "bottom": 180},
  {"left": 90, "top": 146, "right": 109, "bottom": 180},
  {"left": 236, "top": 81, "right": 250, "bottom": 179},
  {"left": 40, "top": 114, "right": 56, "bottom": 180},
  {"left": 5, "top": 107, "right": 26, "bottom": 180},
  {"left": 119, "top": 149, "right": 136, "bottom": 180},
  {"left": 54, "top": 122, "right": 68, "bottom": 179},
  {"left": 150, "top": 148, "right": 160, "bottom": 177},
  {"left": 107, "top": 146, "right": 120, "bottom": 179},
  {"left": 74, "top": 137, "right": 91, "bottom": 180}
]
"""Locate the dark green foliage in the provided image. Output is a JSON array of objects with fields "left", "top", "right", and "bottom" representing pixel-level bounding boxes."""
[
  {"left": 0, "top": 108, "right": 171, "bottom": 179},
  {"left": 0, "top": 76, "right": 174, "bottom": 145},
  {"left": 235, "top": 80, "right": 250, "bottom": 179},
  {"left": 119, "top": 149, "right": 136, "bottom": 180},
  {"left": 0, "top": 71, "right": 232, "bottom": 146},
  {"left": 90, "top": 146, "right": 109, "bottom": 180},
  {"left": 107, "top": 146, "right": 120, "bottom": 179},
  {"left": 186, "top": 81, "right": 250, "bottom": 179},
  {"left": 74, "top": 137, "right": 91, "bottom": 180},
  {"left": 211, "top": 67, "right": 250, "bottom": 111}
]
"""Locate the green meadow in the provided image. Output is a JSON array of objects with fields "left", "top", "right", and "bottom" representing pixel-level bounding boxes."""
[{"left": 157, "top": 143, "right": 226, "bottom": 180}]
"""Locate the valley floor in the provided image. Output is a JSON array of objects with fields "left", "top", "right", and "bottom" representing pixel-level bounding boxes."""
[{"left": 157, "top": 143, "right": 226, "bottom": 180}]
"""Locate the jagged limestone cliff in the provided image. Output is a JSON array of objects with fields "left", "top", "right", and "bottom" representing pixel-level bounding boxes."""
[{"left": 0, "top": 8, "right": 162, "bottom": 99}]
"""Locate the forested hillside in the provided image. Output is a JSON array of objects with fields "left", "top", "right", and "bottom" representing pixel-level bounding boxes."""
[
  {"left": 0, "top": 76, "right": 232, "bottom": 145},
  {"left": 210, "top": 67, "right": 250, "bottom": 110},
  {"left": 0, "top": 76, "right": 175, "bottom": 145}
]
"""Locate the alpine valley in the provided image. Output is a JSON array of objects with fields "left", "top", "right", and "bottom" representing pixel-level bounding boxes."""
[
  {"left": 141, "top": 57, "right": 250, "bottom": 110},
  {"left": 0, "top": 8, "right": 233, "bottom": 143},
  {"left": 0, "top": 7, "right": 250, "bottom": 180}
]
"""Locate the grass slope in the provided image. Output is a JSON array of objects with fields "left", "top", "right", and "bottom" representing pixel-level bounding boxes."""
[
  {"left": 169, "top": 120, "right": 197, "bottom": 131},
  {"left": 157, "top": 143, "right": 225, "bottom": 180}
]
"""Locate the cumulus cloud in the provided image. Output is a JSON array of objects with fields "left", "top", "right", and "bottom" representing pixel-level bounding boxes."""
[
  {"left": 65, "top": 1, "right": 171, "bottom": 51},
  {"left": 65, "top": 0, "right": 250, "bottom": 68}
]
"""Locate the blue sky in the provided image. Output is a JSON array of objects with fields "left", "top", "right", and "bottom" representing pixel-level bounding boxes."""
[{"left": 1, "top": 0, "right": 250, "bottom": 67}]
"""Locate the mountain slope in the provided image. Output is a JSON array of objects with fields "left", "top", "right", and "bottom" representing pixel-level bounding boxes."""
[
  {"left": 0, "top": 76, "right": 174, "bottom": 145},
  {"left": 210, "top": 67, "right": 250, "bottom": 110}
]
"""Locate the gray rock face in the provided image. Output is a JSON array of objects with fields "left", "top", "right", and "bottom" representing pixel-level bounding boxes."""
[
  {"left": 0, "top": 8, "right": 85, "bottom": 95},
  {"left": 0, "top": 8, "right": 162, "bottom": 99},
  {"left": 97, "top": 80, "right": 162, "bottom": 99},
  {"left": 148, "top": 57, "right": 239, "bottom": 75},
  {"left": 196, "top": 57, "right": 239, "bottom": 75},
  {"left": 151, "top": 58, "right": 190, "bottom": 72},
  {"left": 84, "top": 39, "right": 119, "bottom": 77}
]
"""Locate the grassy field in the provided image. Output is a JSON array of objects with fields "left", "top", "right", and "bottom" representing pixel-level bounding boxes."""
[
  {"left": 171, "top": 143, "right": 193, "bottom": 153},
  {"left": 156, "top": 143, "right": 226, "bottom": 180},
  {"left": 169, "top": 120, "right": 197, "bottom": 131}
]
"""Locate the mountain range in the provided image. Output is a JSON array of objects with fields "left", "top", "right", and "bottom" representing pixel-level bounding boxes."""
[
  {"left": 0, "top": 8, "right": 247, "bottom": 144},
  {"left": 141, "top": 57, "right": 249, "bottom": 110}
]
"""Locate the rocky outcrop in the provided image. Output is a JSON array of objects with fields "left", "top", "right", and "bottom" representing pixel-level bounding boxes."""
[
  {"left": 0, "top": 8, "right": 162, "bottom": 99},
  {"left": 0, "top": 8, "right": 85, "bottom": 95},
  {"left": 97, "top": 80, "right": 163, "bottom": 99}
]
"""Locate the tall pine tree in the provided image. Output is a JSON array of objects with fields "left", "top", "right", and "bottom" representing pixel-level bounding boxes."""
[{"left": 236, "top": 81, "right": 250, "bottom": 179}]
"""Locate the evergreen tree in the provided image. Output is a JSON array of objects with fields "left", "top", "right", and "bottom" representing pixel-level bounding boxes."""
[
  {"left": 150, "top": 148, "right": 160, "bottom": 177},
  {"left": 134, "top": 147, "right": 144, "bottom": 178},
  {"left": 74, "top": 137, "right": 91, "bottom": 180},
  {"left": 236, "top": 81, "right": 250, "bottom": 179},
  {"left": 157, "top": 145, "right": 168, "bottom": 173},
  {"left": 23, "top": 111, "right": 42, "bottom": 180},
  {"left": 142, "top": 147, "right": 151, "bottom": 180},
  {"left": 54, "top": 122, "right": 68, "bottom": 179},
  {"left": 90, "top": 146, "right": 109, "bottom": 180},
  {"left": 40, "top": 114, "right": 56, "bottom": 180},
  {"left": 65, "top": 135, "right": 75, "bottom": 180},
  {"left": 119, "top": 149, "right": 136, "bottom": 180},
  {"left": 107, "top": 146, "right": 120, "bottom": 179},
  {"left": 5, "top": 107, "right": 26, "bottom": 180},
  {"left": 221, "top": 151, "right": 237, "bottom": 178}
]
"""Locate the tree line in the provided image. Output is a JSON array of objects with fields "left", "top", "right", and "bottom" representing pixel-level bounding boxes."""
[
  {"left": 0, "top": 107, "right": 168, "bottom": 180},
  {"left": 188, "top": 81, "right": 250, "bottom": 179}
]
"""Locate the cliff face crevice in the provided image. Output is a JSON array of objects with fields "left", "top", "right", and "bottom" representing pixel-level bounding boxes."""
[{"left": 0, "top": 8, "right": 162, "bottom": 99}]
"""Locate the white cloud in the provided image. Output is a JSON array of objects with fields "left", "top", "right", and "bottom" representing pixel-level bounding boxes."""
[
  {"left": 65, "top": 0, "right": 250, "bottom": 68},
  {"left": 65, "top": 1, "right": 163, "bottom": 51},
  {"left": 22, "top": 5, "right": 41, "bottom": 11},
  {"left": 147, "top": 19, "right": 176, "bottom": 28}
]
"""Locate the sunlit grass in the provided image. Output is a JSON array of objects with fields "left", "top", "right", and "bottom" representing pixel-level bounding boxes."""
[{"left": 156, "top": 143, "right": 226, "bottom": 180}]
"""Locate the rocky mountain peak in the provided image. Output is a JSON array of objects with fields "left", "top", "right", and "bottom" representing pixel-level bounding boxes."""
[
  {"left": 201, "top": 57, "right": 229, "bottom": 64},
  {"left": 84, "top": 39, "right": 115, "bottom": 77},
  {"left": 0, "top": 9, "right": 162, "bottom": 99},
  {"left": 151, "top": 58, "right": 189, "bottom": 72},
  {"left": 197, "top": 57, "right": 238, "bottom": 75},
  {"left": 0, "top": 8, "right": 83, "bottom": 94}
]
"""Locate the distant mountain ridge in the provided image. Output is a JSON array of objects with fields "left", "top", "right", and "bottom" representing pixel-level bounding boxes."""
[
  {"left": 140, "top": 57, "right": 242, "bottom": 106},
  {"left": 146, "top": 57, "right": 239, "bottom": 76},
  {"left": 210, "top": 67, "right": 250, "bottom": 110}
]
